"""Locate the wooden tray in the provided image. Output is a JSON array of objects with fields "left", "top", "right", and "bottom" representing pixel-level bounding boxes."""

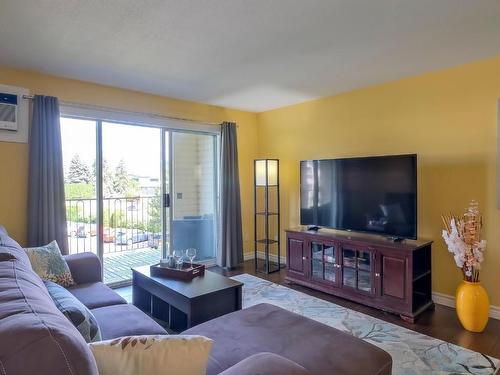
[{"left": 150, "top": 262, "right": 205, "bottom": 280}]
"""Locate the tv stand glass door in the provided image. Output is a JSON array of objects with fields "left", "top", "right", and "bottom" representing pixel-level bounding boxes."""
[
  {"left": 341, "top": 246, "right": 375, "bottom": 295},
  {"left": 310, "top": 241, "right": 339, "bottom": 286}
]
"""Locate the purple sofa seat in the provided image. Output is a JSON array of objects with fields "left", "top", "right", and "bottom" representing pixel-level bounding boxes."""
[
  {"left": 184, "top": 303, "right": 392, "bottom": 375},
  {"left": 68, "top": 281, "right": 127, "bottom": 309},
  {"left": 62, "top": 251, "right": 167, "bottom": 339},
  {"left": 64, "top": 252, "right": 127, "bottom": 309},
  {"left": 91, "top": 303, "right": 167, "bottom": 340}
]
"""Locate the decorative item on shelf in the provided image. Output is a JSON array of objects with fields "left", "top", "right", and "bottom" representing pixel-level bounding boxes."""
[
  {"left": 254, "top": 159, "right": 280, "bottom": 274},
  {"left": 185, "top": 248, "right": 197, "bottom": 269},
  {"left": 159, "top": 258, "right": 170, "bottom": 267},
  {"left": 150, "top": 262, "right": 205, "bottom": 280},
  {"left": 172, "top": 249, "right": 184, "bottom": 270},
  {"left": 160, "top": 256, "right": 176, "bottom": 268},
  {"left": 441, "top": 200, "right": 489, "bottom": 332}
]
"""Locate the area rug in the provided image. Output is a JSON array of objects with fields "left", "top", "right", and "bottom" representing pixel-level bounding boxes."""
[{"left": 231, "top": 273, "right": 498, "bottom": 375}]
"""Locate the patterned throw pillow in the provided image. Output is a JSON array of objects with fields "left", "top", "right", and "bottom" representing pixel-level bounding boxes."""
[
  {"left": 24, "top": 241, "right": 75, "bottom": 287},
  {"left": 89, "top": 335, "right": 213, "bottom": 375},
  {"left": 44, "top": 280, "right": 101, "bottom": 343}
]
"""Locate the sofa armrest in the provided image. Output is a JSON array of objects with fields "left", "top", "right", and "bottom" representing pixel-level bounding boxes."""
[
  {"left": 218, "top": 353, "right": 310, "bottom": 375},
  {"left": 64, "top": 252, "right": 102, "bottom": 284}
]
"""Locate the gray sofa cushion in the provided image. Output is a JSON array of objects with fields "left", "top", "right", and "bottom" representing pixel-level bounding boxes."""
[
  {"left": 0, "top": 259, "right": 98, "bottom": 375},
  {"left": 68, "top": 281, "right": 127, "bottom": 309},
  {"left": 44, "top": 280, "right": 101, "bottom": 342},
  {"left": 91, "top": 303, "right": 167, "bottom": 340},
  {"left": 183, "top": 303, "right": 392, "bottom": 375}
]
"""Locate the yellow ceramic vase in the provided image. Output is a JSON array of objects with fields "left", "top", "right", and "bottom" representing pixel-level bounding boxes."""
[{"left": 455, "top": 281, "right": 489, "bottom": 332}]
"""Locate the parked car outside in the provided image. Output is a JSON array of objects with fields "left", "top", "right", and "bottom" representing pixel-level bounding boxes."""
[
  {"left": 76, "top": 226, "right": 96, "bottom": 238},
  {"left": 148, "top": 233, "right": 161, "bottom": 249},
  {"left": 116, "top": 231, "right": 149, "bottom": 246},
  {"left": 103, "top": 231, "right": 116, "bottom": 243}
]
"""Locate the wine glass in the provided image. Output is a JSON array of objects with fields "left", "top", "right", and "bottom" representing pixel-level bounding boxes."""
[
  {"left": 172, "top": 250, "right": 183, "bottom": 269},
  {"left": 185, "top": 248, "right": 197, "bottom": 269}
]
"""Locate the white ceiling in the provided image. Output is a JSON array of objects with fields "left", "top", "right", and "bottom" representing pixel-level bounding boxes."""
[{"left": 0, "top": 1, "right": 499, "bottom": 112}]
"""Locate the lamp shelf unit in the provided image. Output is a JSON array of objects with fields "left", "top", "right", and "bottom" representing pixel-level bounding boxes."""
[{"left": 254, "top": 159, "right": 281, "bottom": 274}]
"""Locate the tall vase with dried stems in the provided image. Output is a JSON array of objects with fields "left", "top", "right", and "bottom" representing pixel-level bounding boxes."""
[{"left": 442, "top": 200, "right": 489, "bottom": 332}]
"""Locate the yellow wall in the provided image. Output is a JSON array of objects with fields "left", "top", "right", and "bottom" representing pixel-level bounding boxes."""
[
  {"left": 2, "top": 57, "right": 500, "bottom": 305},
  {"left": 257, "top": 57, "right": 500, "bottom": 306},
  {"left": 0, "top": 66, "right": 258, "bottom": 251}
]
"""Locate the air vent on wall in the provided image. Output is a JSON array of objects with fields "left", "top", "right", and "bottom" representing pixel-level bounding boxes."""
[{"left": 0, "top": 93, "right": 18, "bottom": 131}]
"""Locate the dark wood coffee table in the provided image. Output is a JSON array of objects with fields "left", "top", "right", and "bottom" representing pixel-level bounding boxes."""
[{"left": 132, "top": 265, "right": 243, "bottom": 331}]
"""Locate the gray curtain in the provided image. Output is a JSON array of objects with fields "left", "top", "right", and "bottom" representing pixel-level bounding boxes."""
[
  {"left": 218, "top": 122, "right": 243, "bottom": 268},
  {"left": 27, "top": 96, "right": 69, "bottom": 254}
]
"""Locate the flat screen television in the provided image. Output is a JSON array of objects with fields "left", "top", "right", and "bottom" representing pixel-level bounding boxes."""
[{"left": 300, "top": 154, "right": 417, "bottom": 239}]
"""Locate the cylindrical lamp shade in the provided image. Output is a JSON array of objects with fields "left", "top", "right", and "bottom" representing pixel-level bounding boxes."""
[{"left": 255, "top": 159, "right": 278, "bottom": 186}]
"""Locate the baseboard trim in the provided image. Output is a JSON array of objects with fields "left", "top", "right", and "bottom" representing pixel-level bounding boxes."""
[
  {"left": 244, "top": 251, "right": 287, "bottom": 265},
  {"left": 432, "top": 292, "right": 500, "bottom": 320}
]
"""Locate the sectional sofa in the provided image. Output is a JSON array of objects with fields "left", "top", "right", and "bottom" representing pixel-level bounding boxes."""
[{"left": 0, "top": 226, "right": 392, "bottom": 374}]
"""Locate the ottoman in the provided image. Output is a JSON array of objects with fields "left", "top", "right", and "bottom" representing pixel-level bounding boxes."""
[{"left": 183, "top": 303, "right": 392, "bottom": 375}]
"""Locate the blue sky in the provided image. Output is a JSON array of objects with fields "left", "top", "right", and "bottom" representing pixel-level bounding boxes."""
[{"left": 60, "top": 117, "right": 162, "bottom": 179}]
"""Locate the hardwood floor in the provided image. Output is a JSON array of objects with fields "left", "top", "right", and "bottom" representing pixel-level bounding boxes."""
[{"left": 210, "top": 260, "right": 500, "bottom": 359}]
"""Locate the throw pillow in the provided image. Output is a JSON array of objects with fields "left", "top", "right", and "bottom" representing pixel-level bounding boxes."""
[
  {"left": 89, "top": 335, "right": 213, "bottom": 375},
  {"left": 24, "top": 241, "right": 75, "bottom": 287},
  {"left": 44, "top": 280, "right": 101, "bottom": 343}
]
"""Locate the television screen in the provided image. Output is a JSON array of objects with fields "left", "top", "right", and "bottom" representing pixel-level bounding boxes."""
[{"left": 300, "top": 154, "right": 417, "bottom": 239}]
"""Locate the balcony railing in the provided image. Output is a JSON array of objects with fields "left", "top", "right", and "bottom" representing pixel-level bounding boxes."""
[{"left": 66, "top": 196, "right": 163, "bottom": 255}]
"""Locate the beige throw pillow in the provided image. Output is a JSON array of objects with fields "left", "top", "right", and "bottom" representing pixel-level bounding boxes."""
[
  {"left": 89, "top": 335, "right": 213, "bottom": 375},
  {"left": 24, "top": 241, "right": 75, "bottom": 287}
]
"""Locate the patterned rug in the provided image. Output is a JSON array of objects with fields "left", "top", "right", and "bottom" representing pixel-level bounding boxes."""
[{"left": 232, "top": 273, "right": 498, "bottom": 375}]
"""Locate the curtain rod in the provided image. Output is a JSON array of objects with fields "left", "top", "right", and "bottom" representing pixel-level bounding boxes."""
[{"left": 21, "top": 94, "right": 226, "bottom": 127}]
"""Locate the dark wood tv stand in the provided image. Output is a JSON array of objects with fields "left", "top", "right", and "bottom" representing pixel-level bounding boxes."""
[{"left": 285, "top": 227, "right": 433, "bottom": 322}]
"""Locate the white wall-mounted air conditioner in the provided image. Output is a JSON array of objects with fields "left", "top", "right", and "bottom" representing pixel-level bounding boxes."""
[
  {"left": 0, "top": 84, "right": 29, "bottom": 143},
  {"left": 0, "top": 93, "right": 18, "bottom": 131}
]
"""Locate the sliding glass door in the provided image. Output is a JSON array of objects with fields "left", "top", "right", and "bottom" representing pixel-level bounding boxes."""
[
  {"left": 101, "top": 123, "right": 165, "bottom": 284},
  {"left": 170, "top": 132, "right": 218, "bottom": 263},
  {"left": 61, "top": 116, "right": 218, "bottom": 286}
]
